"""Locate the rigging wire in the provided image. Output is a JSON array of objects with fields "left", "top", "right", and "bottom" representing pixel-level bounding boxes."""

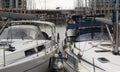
[{"left": 44, "top": 0, "right": 47, "bottom": 55}]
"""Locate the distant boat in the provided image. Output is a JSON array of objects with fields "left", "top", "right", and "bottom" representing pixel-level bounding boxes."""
[{"left": 0, "top": 20, "right": 58, "bottom": 72}]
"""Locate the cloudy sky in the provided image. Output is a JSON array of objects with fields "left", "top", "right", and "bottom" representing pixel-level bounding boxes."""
[{"left": 27, "top": 0, "right": 80, "bottom": 10}]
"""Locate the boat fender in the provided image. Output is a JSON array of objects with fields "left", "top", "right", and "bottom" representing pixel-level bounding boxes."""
[
  {"left": 58, "top": 51, "right": 62, "bottom": 59},
  {"left": 77, "top": 53, "right": 82, "bottom": 59},
  {"left": 57, "top": 61, "right": 63, "bottom": 69},
  {"left": 54, "top": 53, "right": 58, "bottom": 58},
  {"left": 77, "top": 53, "right": 82, "bottom": 62},
  {"left": 62, "top": 51, "right": 67, "bottom": 60}
]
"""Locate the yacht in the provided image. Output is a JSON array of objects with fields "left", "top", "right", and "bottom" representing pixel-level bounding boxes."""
[
  {"left": 63, "top": 0, "right": 120, "bottom": 72},
  {"left": 63, "top": 15, "right": 120, "bottom": 72},
  {"left": 0, "top": 20, "right": 58, "bottom": 72}
]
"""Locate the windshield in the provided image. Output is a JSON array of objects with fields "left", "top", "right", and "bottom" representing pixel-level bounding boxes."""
[
  {"left": 0, "top": 25, "right": 45, "bottom": 40},
  {"left": 76, "top": 32, "right": 110, "bottom": 42}
]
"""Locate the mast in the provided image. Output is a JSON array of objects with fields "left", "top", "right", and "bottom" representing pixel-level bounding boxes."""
[
  {"left": 112, "top": 0, "right": 119, "bottom": 55},
  {"left": 94, "top": 0, "right": 96, "bottom": 14}
]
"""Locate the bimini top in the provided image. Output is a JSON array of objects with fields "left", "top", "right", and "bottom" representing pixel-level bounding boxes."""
[
  {"left": 67, "top": 17, "right": 113, "bottom": 30},
  {"left": 10, "top": 20, "right": 55, "bottom": 27},
  {"left": 95, "top": 17, "right": 112, "bottom": 25},
  {"left": 67, "top": 21, "right": 101, "bottom": 30}
]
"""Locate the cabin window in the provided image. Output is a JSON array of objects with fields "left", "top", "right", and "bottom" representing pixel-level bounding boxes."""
[
  {"left": 37, "top": 45, "right": 45, "bottom": 52},
  {"left": 25, "top": 48, "right": 36, "bottom": 56}
]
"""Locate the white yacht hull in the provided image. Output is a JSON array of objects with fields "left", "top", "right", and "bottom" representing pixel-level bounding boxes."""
[
  {"left": 0, "top": 20, "right": 58, "bottom": 72},
  {"left": 0, "top": 51, "right": 56, "bottom": 72}
]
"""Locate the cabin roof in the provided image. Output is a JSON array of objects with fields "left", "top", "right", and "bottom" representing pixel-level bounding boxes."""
[{"left": 10, "top": 20, "right": 55, "bottom": 27}]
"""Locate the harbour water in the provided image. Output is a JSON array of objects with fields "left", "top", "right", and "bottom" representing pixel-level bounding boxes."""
[
  {"left": 50, "top": 21, "right": 66, "bottom": 72},
  {"left": 41, "top": 20, "right": 66, "bottom": 72}
]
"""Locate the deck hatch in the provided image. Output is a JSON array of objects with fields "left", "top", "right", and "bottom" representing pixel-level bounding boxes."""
[
  {"left": 95, "top": 50, "right": 111, "bottom": 53},
  {"left": 98, "top": 57, "right": 109, "bottom": 63},
  {"left": 100, "top": 44, "right": 112, "bottom": 46}
]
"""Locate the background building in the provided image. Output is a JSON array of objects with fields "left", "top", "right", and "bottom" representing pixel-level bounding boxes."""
[
  {"left": 0, "top": 0, "right": 119, "bottom": 20},
  {"left": 0, "top": 0, "right": 26, "bottom": 13},
  {"left": 89, "top": 0, "right": 120, "bottom": 18},
  {"left": 89, "top": 0, "right": 112, "bottom": 15},
  {"left": 75, "top": 0, "right": 120, "bottom": 18}
]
